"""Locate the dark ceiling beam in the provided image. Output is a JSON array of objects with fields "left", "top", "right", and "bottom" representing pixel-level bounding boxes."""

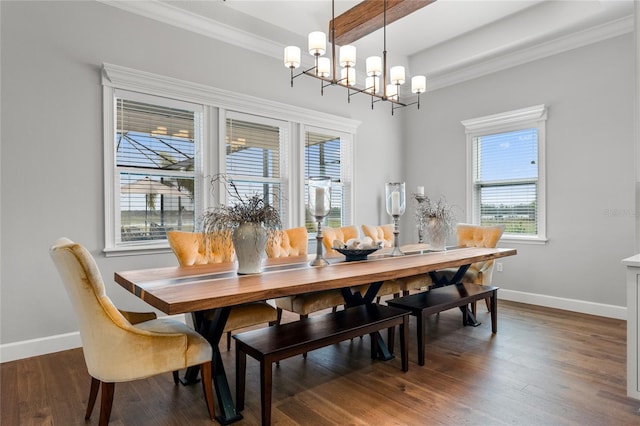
[{"left": 330, "top": 0, "right": 436, "bottom": 45}]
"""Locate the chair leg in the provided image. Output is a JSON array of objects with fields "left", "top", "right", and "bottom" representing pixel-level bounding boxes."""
[
  {"left": 227, "top": 331, "right": 232, "bottom": 351},
  {"left": 99, "top": 382, "right": 115, "bottom": 426},
  {"left": 276, "top": 307, "right": 283, "bottom": 325},
  {"left": 200, "top": 361, "right": 215, "bottom": 420},
  {"left": 85, "top": 377, "right": 100, "bottom": 420},
  {"left": 471, "top": 301, "right": 477, "bottom": 317},
  {"left": 172, "top": 370, "right": 180, "bottom": 385}
]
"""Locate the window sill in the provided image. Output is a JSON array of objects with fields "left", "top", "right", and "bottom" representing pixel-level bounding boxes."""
[
  {"left": 500, "top": 235, "right": 548, "bottom": 245},
  {"left": 103, "top": 243, "right": 173, "bottom": 257}
]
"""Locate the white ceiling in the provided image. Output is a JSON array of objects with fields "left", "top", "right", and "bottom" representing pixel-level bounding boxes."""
[
  {"left": 220, "top": 0, "right": 546, "bottom": 57},
  {"left": 105, "top": 0, "right": 635, "bottom": 88}
]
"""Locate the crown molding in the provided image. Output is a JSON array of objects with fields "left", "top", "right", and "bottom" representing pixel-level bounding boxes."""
[
  {"left": 426, "top": 14, "right": 634, "bottom": 92},
  {"left": 97, "top": 0, "right": 282, "bottom": 59},
  {"left": 98, "top": 1, "right": 634, "bottom": 93}
]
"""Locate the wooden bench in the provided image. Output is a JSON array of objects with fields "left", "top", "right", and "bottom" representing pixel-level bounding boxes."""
[
  {"left": 234, "top": 304, "right": 409, "bottom": 426},
  {"left": 387, "top": 283, "right": 498, "bottom": 366}
]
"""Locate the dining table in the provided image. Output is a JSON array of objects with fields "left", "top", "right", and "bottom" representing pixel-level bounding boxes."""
[{"left": 115, "top": 244, "right": 516, "bottom": 424}]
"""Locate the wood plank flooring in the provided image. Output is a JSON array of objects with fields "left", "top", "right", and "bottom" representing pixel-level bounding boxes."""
[{"left": 2, "top": 300, "right": 640, "bottom": 425}]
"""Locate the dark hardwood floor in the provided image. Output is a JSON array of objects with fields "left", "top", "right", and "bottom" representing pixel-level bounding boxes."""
[{"left": 2, "top": 300, "right": 639, "bottom": 425}]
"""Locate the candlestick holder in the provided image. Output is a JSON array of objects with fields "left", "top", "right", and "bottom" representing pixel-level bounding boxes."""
[
  {"left": 390, "top": 214, "right": 403, "bottom": 256},
  {"left": 308, "top": 176, "right": 332, "bottom": 267},
  {"left": 311, "top": 216, "right": 329, "bottom": 266},
  {"left": 385, "top": 182, "right": 406, "bottom": 257},
  {"left": 413, "top": 193, "right": 428, "bottom": 243}
]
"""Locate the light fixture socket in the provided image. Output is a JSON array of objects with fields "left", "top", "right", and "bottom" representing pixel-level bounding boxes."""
[
  {"left": 339, "top": 45, "right": 356, "bottom": 67},
  {"left": 308, "top": 31, "right": 327, "bottom": 56},
  {"left": 366, "top": 56, "right": 382, "bottom": 76},
  {"left": 284, "top": 46, "right": 301, "bottom": 68},
  {"left": 411, "top": 75, "right": 426, "bottom": 93},
  {"left": 390, "top": 66, "right": 406, "bottom": 85}
]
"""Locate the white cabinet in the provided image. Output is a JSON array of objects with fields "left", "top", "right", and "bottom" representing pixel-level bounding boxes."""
[{"left": 623, "top": 254, "right": 640, "bottom": 400}]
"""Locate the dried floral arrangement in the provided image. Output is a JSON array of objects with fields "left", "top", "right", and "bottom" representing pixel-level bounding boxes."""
[
  {"left": 415, "top": 195, "right": 457, "bottom": 236},
  {"left": 200, "top": 174, "right": 281, "bottom": 249}
]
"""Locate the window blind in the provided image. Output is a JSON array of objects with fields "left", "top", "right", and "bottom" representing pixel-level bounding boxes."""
[
  {"left": 225, "top": 117, "right": 283, "bottom": 213},
  {"left": 305, "top": 131, "right": 343, "bottom": 230},
  {"left": 116, "top": 97, "right": 197, "bottom": 242},
  {"left": 473, "top": 128, "right": 538, "bottom": 235}
]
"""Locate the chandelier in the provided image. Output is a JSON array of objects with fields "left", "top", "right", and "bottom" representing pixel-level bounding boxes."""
[{"left": 284, "top": 0, "right": 426, "bottom": 115}]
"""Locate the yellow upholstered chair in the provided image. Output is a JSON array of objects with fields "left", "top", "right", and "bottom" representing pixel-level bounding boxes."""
[
  {"left": 50, "top": 238, "right": 215, "bottom": 425},
  {"left": 266, "top": 226, "right": 308, "bottom": 258},
  {"left": 167, "top": 231, "right": 278, "bottom": 350},
  {"left": 361, "top": 224, "right": 432, "bottom": 301},
  {"left": 270, "top": 227, "right": 346, "bottom": 324},
  {"left": 456, "top": 223, "right": 506, "bottom": 285},
  {"left": 361, "top": 224, "right": 394, "bottom": 248},
  {"left": 456, "top": 223, "right": 505, "bottom": 312},
  {"left": 322, "top": 225, "right": 359, "bottom": 254}
]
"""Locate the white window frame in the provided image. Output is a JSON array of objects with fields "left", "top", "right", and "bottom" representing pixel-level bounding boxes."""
[
  {"left": 220, "top": 110, "right": 291, "bottom": 226},
  {"left": 462, "top": 105, "right": 547, "bottom": 244},
  {"left": 300, "top": 125, "right": 355, "bottom": 234},
  {"left": 102, "top": 63, "right": 359, "bottom": 255}
]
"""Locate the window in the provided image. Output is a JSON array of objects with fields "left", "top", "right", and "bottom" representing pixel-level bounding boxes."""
[
  {"left": 115, "top": 95, "right": 200, "bottom": 244},
  {"left": 224, "top": 113, "right": 288, "bottom": 223},
  {"left": 462, "top": 105, "right": 547, "bottom": 242},
  {"left": 102, "top": 63, "right": 359, "bottom": 254},
  {"left": 304, "top": 128, "right": 353, "bottom": 233}
]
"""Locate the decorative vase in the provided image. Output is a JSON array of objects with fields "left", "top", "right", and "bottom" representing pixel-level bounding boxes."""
[
  {"left": 426, "top": 218, "right": 447, "bottom": 251},
  {"left": 232, "top": 222, "right": 267, "bottom": 274}
]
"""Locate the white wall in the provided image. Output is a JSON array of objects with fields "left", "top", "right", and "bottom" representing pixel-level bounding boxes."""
[
  {"left": 404, "top": 34, "right": 636, "bottom": 314},
  {"left": 1, "top": 1, "right": 635, "bottom": 361},
  {"left": 0, "top": 1, "right": 402, "bottom": 358}
]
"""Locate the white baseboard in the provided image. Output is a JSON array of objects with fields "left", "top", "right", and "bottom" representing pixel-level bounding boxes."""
[
  {"left": 0, "top": 331, "right": 82, "bottom": 363},
  {"left": 0, "top": 297, "right": 625, "bottom": 363},
  {"left": 499, "top": 289, "right": 627, "bottom": 320},
  {"left": 0, "top": 314, "right": 188, "bottom": 364}
]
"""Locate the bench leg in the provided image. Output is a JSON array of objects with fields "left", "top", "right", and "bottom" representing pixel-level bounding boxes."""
[
  {"left": 260, "top": 361, "right": 273, "bottom": 426},
  {"left": 417, "top": 311, "right": 426, "bottom": 366},
  {"left": 400, "top": 315, "right": 409, "bottom": 372},
  {"left": 490, "top": 291, "right": 498, "bottom": 333},
  {"left": 235, "top": 345, "right": 246, "bottom": 412},
  {"left": 387, "top": 326, "right": 395, "bottom": 355}
]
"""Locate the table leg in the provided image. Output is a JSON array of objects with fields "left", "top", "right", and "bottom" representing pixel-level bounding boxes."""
[
  {"left": 430, "top": 266, "right": 482, "bottom": 327},
  {"left": 341, "top": 282, "right": 394, "bottom": 361},
  {"left": 182, "top": 307, "right": 243, "bottom": 425}
]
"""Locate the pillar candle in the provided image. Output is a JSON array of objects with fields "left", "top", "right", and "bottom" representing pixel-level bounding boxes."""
[
  {"left": 417, "top": 186, "right": 424, "bottom": 196},
  {"left": 315, "top": 187, "right": 326, "bottom": 216},
  {"left": 391, "top": 191, "right": 400, "bottom": 215}
]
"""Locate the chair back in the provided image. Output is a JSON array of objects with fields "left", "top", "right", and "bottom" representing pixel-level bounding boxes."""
[
  {"left": 361, "top": 224, "right": 394, "bottom": 248},
  {"left": 456, "top": 223, "right": 505, "bottom": 284},
  {"left": 167, "top": 230, "right": 234, "bottom": 266},
  {"left": 266, "top": 227, "right": 308, "bottom": 258},
  {"left": 321, "top": 225, "right": 359, "bottom": 253}
]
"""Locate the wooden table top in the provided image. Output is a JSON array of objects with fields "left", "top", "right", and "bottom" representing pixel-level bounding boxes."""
[{"left": 114, "top": 246, "right": 517, "bottom": 315}]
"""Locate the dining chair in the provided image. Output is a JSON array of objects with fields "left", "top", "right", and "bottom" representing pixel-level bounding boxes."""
[
  {"left": 455, "top": 223, "right": 505, "bottom": 314},
  {"left": 167, "top": 231, "right": 278, "bottom": 351},
  {"left": 49, "top": 238, "right": 215, "bottom": 425},
  {"left": 269, "top": 227, "right": 345, "bottom": 325},
  {"left": 321, "top": 224, "right": 360, "bottom": 253},
  {"left": 361, "top": 223, "right": 394, "bottom": 248},
  {"left": 361, "top": 224, "right": 432, "bottom": 302}
]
